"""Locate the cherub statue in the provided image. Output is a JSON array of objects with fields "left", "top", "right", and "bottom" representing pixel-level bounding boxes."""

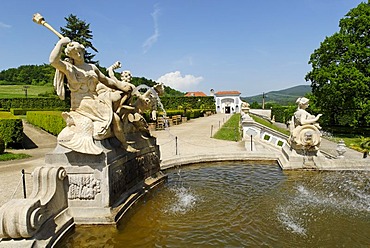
[
  {"left": 97, "top": 61, "right": 136, "bottom": 117},
  {"left": 103, "top": 61, "right": 165, "bottom": 134}
]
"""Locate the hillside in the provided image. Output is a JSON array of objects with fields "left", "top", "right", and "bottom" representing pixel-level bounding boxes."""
[
  {"left": 0, "top": 64, "right": 184, "bottom": 97},
  {"left": 242, "top": 85, "right": 311, "bottom": 106}
]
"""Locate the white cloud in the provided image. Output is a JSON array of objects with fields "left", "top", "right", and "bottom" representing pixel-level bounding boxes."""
[
  {"left": 157, "top": 71, "right": 203, "bottom": 91},
  {"left": 142, "top": 4, "right": 161, "bottom": 53},
  {"left": 0, "top": 22, "right": 11, "bottom": 29}
]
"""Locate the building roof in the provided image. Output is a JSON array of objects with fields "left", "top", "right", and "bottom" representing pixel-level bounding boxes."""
[
  {"left": 184, "top": 91, "right": 207, "bottom": 97},
  {"left": 214, "top": 91, "right": 241, "bottom": 96}
]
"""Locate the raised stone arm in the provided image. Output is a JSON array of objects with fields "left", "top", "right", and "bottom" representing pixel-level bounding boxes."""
[
  {"left": 106, "top": 61, "right": 122, "bottom": 84},
  {"left": 49, "top": 37, "right": 71, "bottom": 72}
]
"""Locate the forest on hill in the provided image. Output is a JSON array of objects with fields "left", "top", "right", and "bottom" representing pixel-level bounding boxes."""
[
  {"left": 0, "top": 64, "right": 184, "bottom": 97},
  {"left": 242, "top": 85, "right": 311, "bottom": 106}
]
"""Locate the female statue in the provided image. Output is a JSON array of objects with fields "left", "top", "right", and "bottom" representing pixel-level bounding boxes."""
[
  {"left": 289, "top": 97, "right": 322, "bottom": 151},
  {"left": 293, "top": 97, "right": 322, "bottom": 128},
  {"left": 50, "top": 37, "right": 136, "bottom": 154}
]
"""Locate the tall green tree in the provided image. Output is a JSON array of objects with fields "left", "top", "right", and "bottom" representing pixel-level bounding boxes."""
[
  {"left": 305, "top": 1, "right": 370, "bottom": 127},
  {"left": 60, "top": 14, "right": 98, "bottom": 64}
]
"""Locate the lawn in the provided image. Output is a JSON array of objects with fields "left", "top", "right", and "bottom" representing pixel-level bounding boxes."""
[
  {"left": 0, "top": 85, "right": 54, "bottom": 98},
  {"left": 213, "top": 113, "right": 242, "bottom": 141},
  {"left": 0, "top": 152, "right": 31, "bottom": 161},
  {"left": 325, "top": 135, "right": 366, "bottom": 153}
]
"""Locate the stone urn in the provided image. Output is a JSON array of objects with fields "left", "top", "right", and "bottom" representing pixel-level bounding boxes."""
[{"left": 336, "top": 139, "right": 346, "bottom": 159}]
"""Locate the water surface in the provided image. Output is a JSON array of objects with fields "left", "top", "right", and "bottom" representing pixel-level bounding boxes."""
[{"left": 63, "top": 162, "right": 370, "bottom": 247}]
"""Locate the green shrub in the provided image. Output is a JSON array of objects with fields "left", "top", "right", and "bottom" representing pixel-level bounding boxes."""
[
  {"left": 271, "top": 105, "right": 296, "bottom": 124},
  {"left": 26, "top": 111, "right": 66, "bottom": 135},
  {"left": 185, "top": 109, "right": 202, "bottom": 119},
  {"left": 0, "top": 137, "right": 5, "bottom": 154},
  {"left": 0, "top": 112, "right": 23, "bottom": 147}
]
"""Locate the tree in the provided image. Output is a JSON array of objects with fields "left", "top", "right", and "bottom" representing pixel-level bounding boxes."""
[
  {"left": 249, "top": 101, "right": 261, "bottom": 109},
  {"left": 305, "top": 2, "right": 370, "bottom": 127},
  {"left": 60, "top": 14, "right": 98, "bottom": 64}
]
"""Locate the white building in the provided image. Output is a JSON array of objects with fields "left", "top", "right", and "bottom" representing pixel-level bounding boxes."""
[{"left": 214, "top": 91, "right": 242, "bottom": 114}]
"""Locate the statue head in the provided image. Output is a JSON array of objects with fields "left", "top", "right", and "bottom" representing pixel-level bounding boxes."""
[
  {"left": 64, "top": 42, "right": 85, "bottom": 62},
  {"left": 303, "top": 131, "right": 313, "bottom": 145},
  {"left": 153, "top": 82, "right": 165, "bottom": 96},
  {"left": 296, "top": 97, "right": 309, "bottom": 109},
  {"left": 120, "top": 70, "right": 132, "bottom": 83}
]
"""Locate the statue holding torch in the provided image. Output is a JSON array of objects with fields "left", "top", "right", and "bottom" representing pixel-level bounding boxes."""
[{"left": 32, "top": 13, "right": 138, "bottom": 154}]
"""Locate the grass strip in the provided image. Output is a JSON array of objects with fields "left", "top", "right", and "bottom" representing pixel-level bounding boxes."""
[
  {"left": 213, "top": 113, "right": 241, "bottom": 141},
  {"left": 0, "top": 152, "right": 31, "bottom": 161},
  {"left": 250, "top": 114, "right": 290, "bottom": 136}
]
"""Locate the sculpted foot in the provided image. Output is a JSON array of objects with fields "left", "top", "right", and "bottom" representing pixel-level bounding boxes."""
[{"left": 123, "top": 145, "right": 139, "bottom": 153}]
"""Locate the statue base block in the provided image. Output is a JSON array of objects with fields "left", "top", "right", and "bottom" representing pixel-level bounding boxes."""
[
  {"left": 44, "top": 135, "right": 167, "bottom": 225},
  {"left": 279, "top": 143, "right": 325, "bottom": 170}
]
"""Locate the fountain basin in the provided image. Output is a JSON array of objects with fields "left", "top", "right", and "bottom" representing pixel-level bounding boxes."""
[{"left": 61, "top": 161, "right": 370, "bottom": 247}]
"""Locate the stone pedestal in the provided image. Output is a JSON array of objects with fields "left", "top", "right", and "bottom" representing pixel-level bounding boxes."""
[
  {"left": 44, "top": 135, "right": 166, "bottom": 224},
  {"left": 280, "top": 143, "right": 326, "bottom": 170}
]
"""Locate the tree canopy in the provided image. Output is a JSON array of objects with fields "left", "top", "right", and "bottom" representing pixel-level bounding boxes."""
[
  {"left": 60, "top": 14, "right": 98, "bottom": 64},
  {"left": 0, "top": 64, "right": 54, "bottom": 86},
  {"left": 305, "top": 1, "right": 370, "bottom": 127}
]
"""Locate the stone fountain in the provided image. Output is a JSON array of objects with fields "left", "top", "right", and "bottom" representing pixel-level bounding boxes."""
[{"left": 0, "top": 14, "right": 166, "bottom": 247}]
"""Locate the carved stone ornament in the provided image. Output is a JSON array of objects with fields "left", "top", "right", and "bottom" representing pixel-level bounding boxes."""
[
  {"left": 0, "top": 167, "right": 68, "bottom": 238},
  {"left": 68, "top": 175, "right": 101, "bottom": 200}
]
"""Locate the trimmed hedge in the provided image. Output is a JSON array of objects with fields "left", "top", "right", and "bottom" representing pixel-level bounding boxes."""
[
  {"left": 0, "top": 98, "right": 69, "bottom": 111},
  {"left": 0, "top": 97, "right": 215, "bottom": 112},
  {"left": 26, "top": 111, "right": 66, "bottom": 136},
  {"left": 185, "top": 109, "right": 202, "bottom": 119},
  {"left": 159, "top": 96, "right": 215, "bottom": 110},
  {"left": 163, "top": 109, "right": 184, "bottom": 117},
  {"left": 0, "top": 112, "right": 23, "bottom": 147},
  {"left": 10, "top": 107, "right": 69, "bottom": 116}
]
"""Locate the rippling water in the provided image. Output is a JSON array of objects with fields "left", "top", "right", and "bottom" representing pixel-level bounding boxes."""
[{"left": 62, "top": 162, "right": 370, "bottom": 247}]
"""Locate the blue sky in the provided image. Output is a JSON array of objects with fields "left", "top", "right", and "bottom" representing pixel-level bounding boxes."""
[{"left": 0, "top": 0, "right": 365, "bottom": 96}]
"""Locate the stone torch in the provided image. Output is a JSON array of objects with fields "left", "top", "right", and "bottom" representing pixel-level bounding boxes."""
[{"left": 32, "top": 13, "right": 64, "bottom": 39}]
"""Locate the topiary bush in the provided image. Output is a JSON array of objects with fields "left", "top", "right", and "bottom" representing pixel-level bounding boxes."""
[{"left": 0, "top": 112, "right": 23, "bottom": 148}]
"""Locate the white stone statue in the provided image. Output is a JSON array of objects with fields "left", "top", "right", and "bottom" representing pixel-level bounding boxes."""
[
  {"left": 132, "top": 83, "right": 164, "bottom": 120},
  {"left": 102, "top": 61, "right": 136, "bottom": 116},
  {"left": 50, "top": 37, "right": 137, "bottom": 154},
  {"left": 102, "top": 61, "right": 164, "bottom": 132},
  {"left": 288, "top": 97, "right": 322, "bottom": 152}
]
